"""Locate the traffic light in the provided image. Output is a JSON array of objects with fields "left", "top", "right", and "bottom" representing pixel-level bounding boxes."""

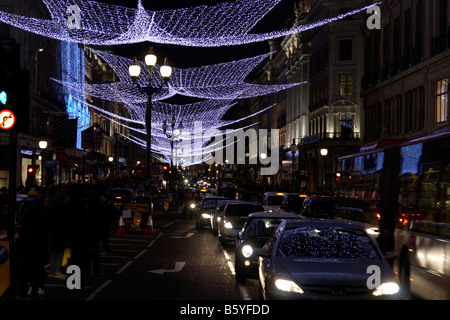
[
  {"left": 163, "top": 165, "right": 169, "bottom": 180},
  {"left": 26, "top": 164, "right": 39, "bottom": 186}
]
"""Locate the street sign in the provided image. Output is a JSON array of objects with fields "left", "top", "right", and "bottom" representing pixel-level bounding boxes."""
[
  {"left": 124, "top": 203, "right": 149, "bottom": 212},
  {"left": 0, "top": 241, "right": 10, "bottom": 297},
  {"left": 0, "top": 109, "right": 15, "bottom": 130}
]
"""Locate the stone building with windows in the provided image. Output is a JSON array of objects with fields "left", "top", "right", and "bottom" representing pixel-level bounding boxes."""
[
  {"left": 294, "top": 0, "right": 366, "bottom": 193},
  {"left": 361, "top": 0, "right": 450, "bottom": 146}
]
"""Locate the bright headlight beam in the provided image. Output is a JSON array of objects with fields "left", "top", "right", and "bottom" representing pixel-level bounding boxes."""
[
  {"left": 372, "top": 282, "right": 400, "bottom": 296},
  {"left": 275, "top": 279, "right": 304, "bottom": 294}
]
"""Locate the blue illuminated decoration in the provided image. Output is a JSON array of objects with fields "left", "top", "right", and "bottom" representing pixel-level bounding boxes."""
[
  {"left": 60, "top": 41, "right": 88, "bottom": 148},
  {"left": 354, "top": 152, "right": 384, "bottom": 174},
  {"left": 400, "top": 143, "right": 423, "bottom": 175}
]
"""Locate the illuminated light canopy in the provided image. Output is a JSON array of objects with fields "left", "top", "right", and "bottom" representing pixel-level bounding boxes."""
[
  {"left": 53, "top": 50, "right": 305, "bottom": 103},
  {"left": 0, "top": 0, "right": 380, "bottom": 47},
  {"left": 79, "top": 94, "right": 275, "bottom": 166}
]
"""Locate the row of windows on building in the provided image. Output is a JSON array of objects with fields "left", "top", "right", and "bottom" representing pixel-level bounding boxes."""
[{"left": 364, "top": 77, "right": 448, "bottom": 142}]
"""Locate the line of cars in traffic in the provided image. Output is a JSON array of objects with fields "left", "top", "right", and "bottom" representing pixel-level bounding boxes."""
[{"left": 193, "top": 191, "right": 402, "bottom": 300}]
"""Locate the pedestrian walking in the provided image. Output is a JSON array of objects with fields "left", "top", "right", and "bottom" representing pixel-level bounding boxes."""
[
  {"left": 98, "top": 191, "right": 118, "bottom": 255},
  {"left": 19, "top": 189, "right": 47, "bottom": 298},
  {"left": 47, "top": 193, "right": 70, "bottom": 280}
]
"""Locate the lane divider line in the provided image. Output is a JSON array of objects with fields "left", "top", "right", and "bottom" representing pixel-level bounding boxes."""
[{"left": 86, "top": 279, "right": 112, "bottom": 300}]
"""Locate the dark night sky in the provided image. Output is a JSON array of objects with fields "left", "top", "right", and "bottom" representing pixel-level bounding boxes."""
[{"left": 94, "top": 0, "right": 296, "bottom": 68}]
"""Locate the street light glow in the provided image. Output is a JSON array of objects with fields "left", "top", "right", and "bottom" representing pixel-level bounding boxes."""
[{"left": 129, "top": 57, "right": 141, "bottom": 79}]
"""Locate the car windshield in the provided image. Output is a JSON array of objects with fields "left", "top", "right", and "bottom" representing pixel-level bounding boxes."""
[
  {"left": 287, "top": 197, "right": 306, "bottom": 211},
  {"left": 306, "top": 200, "right": 335, "bottom": 218},
  {"left": 267, "top": 196, "right": 283, "bottom": 205},
  {"left": 244, "top": 218, "right": 287, "bottom": 238},
  {"left": 225, "top": 204, "right": 264, "bottom": 216},
  {"left": 202, "top": 199, "right": 220, "bottom": 208},
  {"left": 277, "top": 227, "right": 380, "bottom": 259}
]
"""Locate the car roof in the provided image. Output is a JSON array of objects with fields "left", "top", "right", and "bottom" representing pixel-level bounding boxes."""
[
  {"left": 203, "top": 196, "right": 226, "bottom": 200},
  {"left": 225, "top": 200, "right": 263, "bottom": 206},
  {"left": 282, "top": 219, "right": 365, "bottom": 230},
  {"left": 264, "top": 192, "right": 286, "bottom": 196},
  {"left": 247, "top": 211, "right": 299, "bottom": 219},
  {"left": 305, "top": 196, "right": 335, "bottom": 201}
]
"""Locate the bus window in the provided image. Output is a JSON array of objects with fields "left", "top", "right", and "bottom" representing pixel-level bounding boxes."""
[{"left": 439, "top": 165, "right": 450, "bottom": 237}]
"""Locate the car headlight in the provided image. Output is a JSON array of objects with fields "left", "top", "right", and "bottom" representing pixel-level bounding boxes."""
[
  {"left": 201, "top": 213, "right": 211, "bottom": 219},
  {"left": 224, "top": 221, "right": 233, "bottom": 229},
  {"left": 241, "top": 245, "right": 253, "bottom": 258},
  {"left": 372, "top": 282, "right": 400, "bottom": 296},
  {"left": 190, "top": 203, "right": 196, "bottom": 209},
  {"left": 275, "top": 278, "right": 304, "bottom": 294}
]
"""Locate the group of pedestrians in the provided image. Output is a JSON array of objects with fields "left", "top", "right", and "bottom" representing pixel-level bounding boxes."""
[{"left": 16, "top": 183, "right": 119, "bottom": 299}]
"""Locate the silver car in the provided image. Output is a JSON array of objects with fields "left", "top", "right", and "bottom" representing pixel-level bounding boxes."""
[{"left": 256, "top": 220, "right": 400, "bottom": 300}]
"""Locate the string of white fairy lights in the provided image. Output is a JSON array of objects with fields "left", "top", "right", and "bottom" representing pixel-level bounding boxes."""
[
  {"left": 55, "top": 50, "right": 303, "bottom": 163},
  {"left": 75, "top": 96, "right": 275, "bottom": 166},
  {"left": 52, "top": 50, "right": 303, "bottom": 103},
  {"left": 0, "top": 0, "right": 380, "bottom": 47},
  {"left": 0, "top": 0, "right": 380, "bottom": 163}
]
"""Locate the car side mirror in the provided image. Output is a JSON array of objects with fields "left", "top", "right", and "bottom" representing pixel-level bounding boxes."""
[{"left": 254, "top": 248, "right": 270, "bottom": 258}]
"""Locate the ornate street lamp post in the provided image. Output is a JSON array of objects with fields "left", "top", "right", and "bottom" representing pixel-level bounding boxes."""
[
  {"left": 320, "top": 148, "right": 328, "bottom": 194},
  {"left": 162, "top": 116, "right": 184, "bottom": 191},
  {"left": 290, "top": 139, "right": 298, "bottom": 192},
  {"left": 129, "top": 48, "right": 172, "bottom": 184}
]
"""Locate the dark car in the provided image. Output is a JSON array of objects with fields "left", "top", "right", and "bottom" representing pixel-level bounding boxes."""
[
  {"left": 210, "top": 199, "right": 232, "bottom": 235},
  {"left": 186, "top": 188, "right": 215, "bottom": 218},
  {"left": 256, "top": 220, "right": 400, "bottom": 300},
  {"left": 280, "top": 193, "right": 308, "bottom": 214},
  {"left": 235, "top": 212, "right": 300, "bottom": 284},
  {"left": 217, "top": 201, "right": 264, "bottom": 245},
  {"left": 300, "top": 196, "right": 336, "bottom": 219},
  {"left": 196, "top": 196, "right": 226, "bottom": 229},
  {"left": 109, "top": 188, "right": 136, "bottom": 207}
]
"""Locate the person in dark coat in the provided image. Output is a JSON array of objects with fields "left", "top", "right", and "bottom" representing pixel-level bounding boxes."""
[
  {"left": 98, "top": 191, "right": 118, "bottom": 255},
  {"left": 20, "top": 189, "right": 47, "bottom": 298}
]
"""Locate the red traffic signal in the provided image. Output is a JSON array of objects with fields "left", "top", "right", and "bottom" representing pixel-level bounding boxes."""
[
  {"left": 27, "top": 164, "right": 39, "bottom": 174},
  {"left": 163, "top": 166, "right": 168, "bottom": 170}
]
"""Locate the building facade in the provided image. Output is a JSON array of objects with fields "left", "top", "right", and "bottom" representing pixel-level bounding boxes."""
[
  {"left": 293, "top": 0, "right": 366, "bottom": 193},
  {"left": 362, "top": 0, "right": 450, "bottom": 145}
]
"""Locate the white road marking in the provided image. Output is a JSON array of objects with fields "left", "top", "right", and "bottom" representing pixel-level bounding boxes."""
[
  {"left": 133, "top": 249, "right": 146, "bottom": 260},
  {"left": 116, "top": 261, "right": 133, "bottom": 275},
  {"left": 172, "top": 232, "right": 195, "bottom": 239},
  {"left": 148, "top": 261, "right": 186, "bottom": 275},
  {"left": 86, "top": 279, "right": 112, "bottom": 300}
]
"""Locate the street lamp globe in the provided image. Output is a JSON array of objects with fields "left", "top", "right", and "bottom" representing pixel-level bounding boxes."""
[
  {"left": 128, "top": 57, "right": 141, "bottom": 80},
  {"left": 39, "top": 140, "right": 48, "bottom": 149},
  {"left": 290, "top": 141, "right": 298, "bottom": 153},
  {"left": 108, "top": 156, "right": 114, "bottom": 162},
  {"left": 160, "top": 57, "right": 173, "bottom": 80},
  {"left": 145, "top": 51, "right": 157, "bottom": 67},
  {"left": 320, "top": 148, "right": 328, "bottom": 156}
]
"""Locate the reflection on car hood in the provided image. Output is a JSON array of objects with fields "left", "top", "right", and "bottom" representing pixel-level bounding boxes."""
[{"left": 276, "top": 257, "right": 390, "bottom": 286}]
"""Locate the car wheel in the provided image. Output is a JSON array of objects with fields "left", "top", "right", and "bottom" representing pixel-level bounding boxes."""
[
  {"left": 235, "top": 266, "right": 246, "bottom": 285},
  {"left": 218, "top": 229, "right": 226, "bottom": 246}
]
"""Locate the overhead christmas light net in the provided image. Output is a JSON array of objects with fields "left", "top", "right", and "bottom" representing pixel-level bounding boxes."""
[
  {"left": 0, "top": 0, "right": 380, "bottom": 47},
  {"left": 52, "top": 49, "right": 305, "bottom": 103}
]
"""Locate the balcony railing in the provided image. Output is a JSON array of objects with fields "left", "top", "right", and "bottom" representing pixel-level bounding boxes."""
[{"left": 301, "top": 132, "right": 360, "bottom": 145}]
